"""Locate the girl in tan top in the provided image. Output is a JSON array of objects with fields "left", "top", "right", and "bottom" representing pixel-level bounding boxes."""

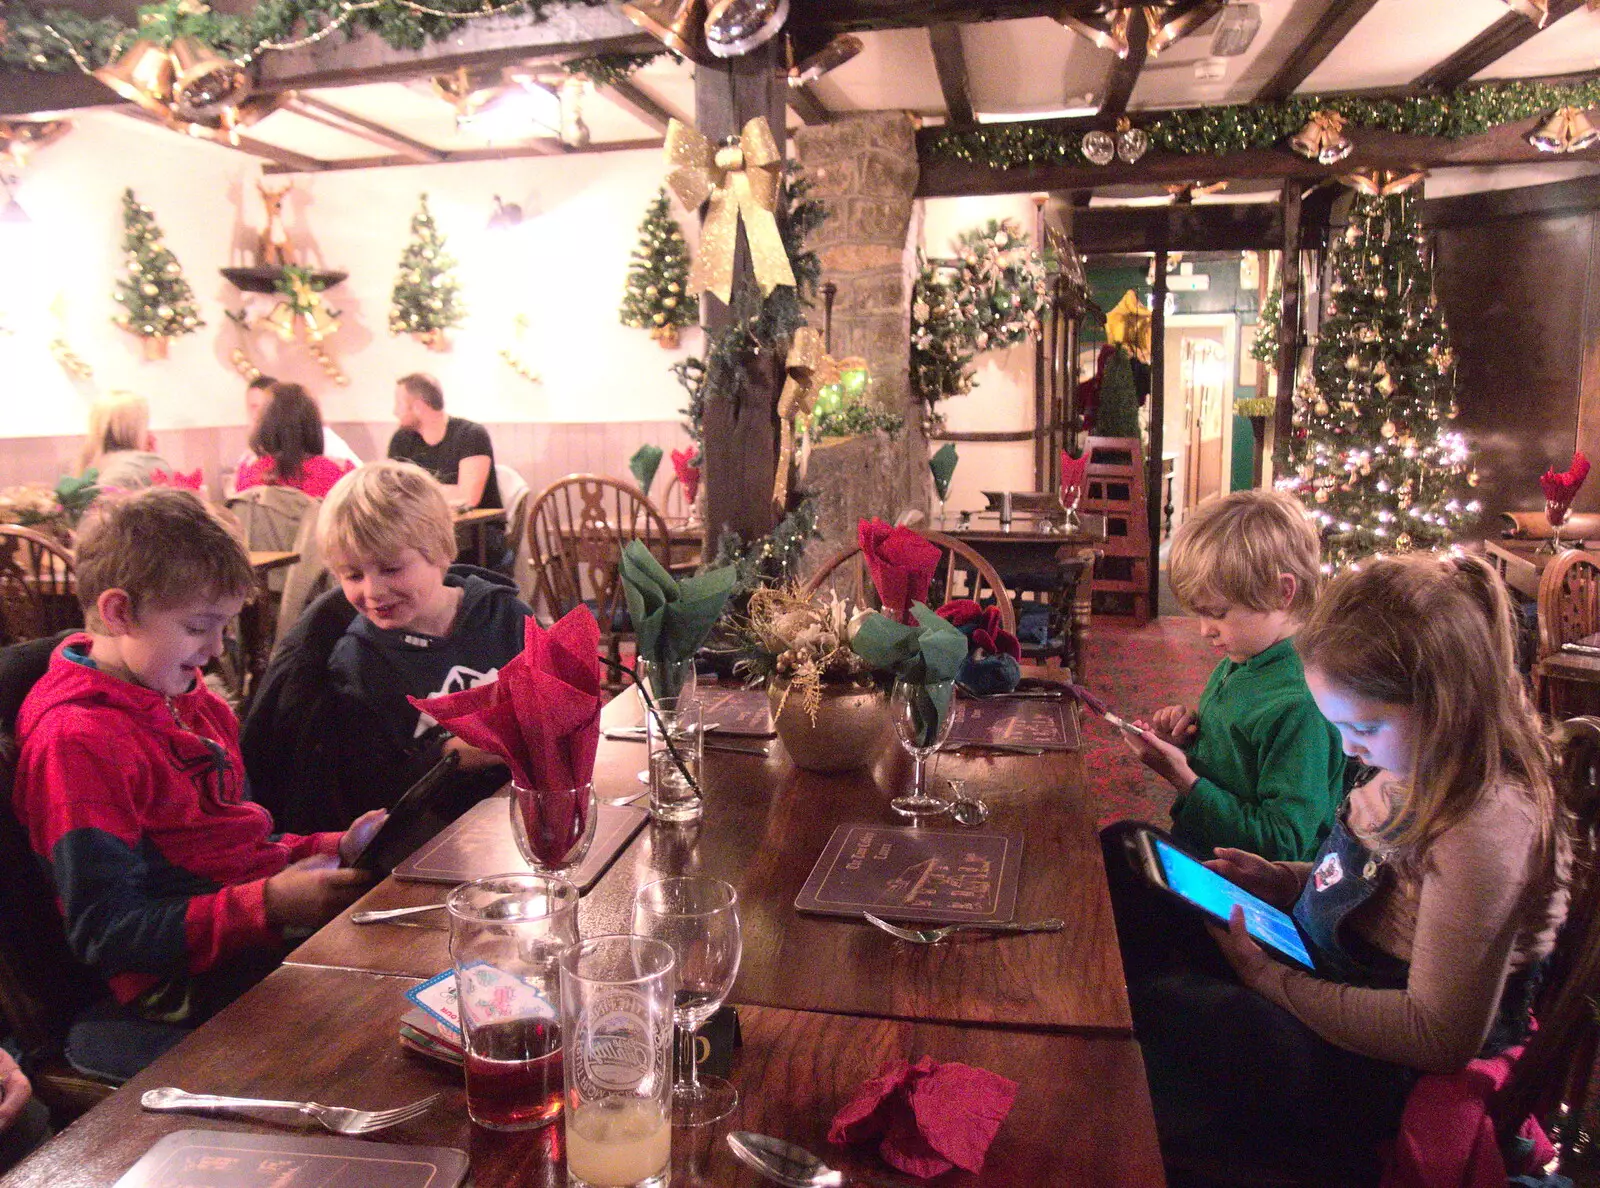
[{"left": 1112, "top": 553, "right": 1568, "bottom": 1182}]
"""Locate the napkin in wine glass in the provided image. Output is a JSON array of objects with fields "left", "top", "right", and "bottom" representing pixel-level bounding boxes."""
[
  {"left": 1060, "top": 448, "right": 1089, "bottom": 507},
  {"left": 409, "top": 606, "right": 602, "bottom": 793},
  {"left": 629, "top": 444, "right": 664, "bottom": 496},
  {"left": 671, "top": 447, "right": 701, "bottom": 505},
  {"left": 1540, "top": 451, "right": 1590, "bottom": 522},
  {"left": 929, "top": 444, "right": 958, "bottom": 504},
  {"left": 619, "top": 540, "right": 736, "bottom": 700},
  {"left": 828, "top": 1055, "right": 1018, "bottom": 1178},
  {"left": 858, "top": 518, "right": 942, "bottom": 624}
]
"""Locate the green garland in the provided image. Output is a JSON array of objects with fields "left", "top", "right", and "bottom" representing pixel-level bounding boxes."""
[
  {"left": 0, "top": 0, "right": 624, "bottom": 71},
  {"left": 927, "top": 77, "right": 1600, "bottom": 171},
  {"left": 562, "top": 50, "right": 664, "bottom": 88}
]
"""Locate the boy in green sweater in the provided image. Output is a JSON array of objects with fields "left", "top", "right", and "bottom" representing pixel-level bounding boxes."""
[{"left": 1127, "top": 490, "right": 1343, "bottom": 862}]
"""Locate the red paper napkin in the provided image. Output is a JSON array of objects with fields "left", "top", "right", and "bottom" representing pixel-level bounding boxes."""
[
  {"left": 409, "top": 607, "right": 602, "bottom": 792},
  {"left": 859, "top": 518, "right": 942, "bottom": 625},
  {"left": 1540, "top": 451, "right": 1590, "bottom": 524},
  {"left": 671, "top": 447, "right": 701, "bottom": 506},
  {"left": 1060, "top": 449, "right": 1089, "bottom": 507},
  {"left": 937, "top": 599, "right": 1020, "bottom": 661},
  {"left": 150, "top": 467, "right": 204, "bottom": 491},
  {"left": 829, "top": 1056, "right": 1018, "bottom": 1179}
]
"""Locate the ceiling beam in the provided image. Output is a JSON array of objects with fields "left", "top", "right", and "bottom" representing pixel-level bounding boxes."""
[
  {"left": 793, "top": 1, "right": 1089, "bottom": 35},
  {"left": 121, "top": 108, "right": 328, "bottom": 171},
  {"left": 927, "top": 23, "right": 975, "bottom": 127},
  {"left": 1412, "top": 0, "right": 1587, "bottom": 91},
  {"left": 786, "top": 82, "right": 833, "bottom": 126},
  {"left": 916, "top": 116, "right": 1600, "bottom": 197},
  {"left": 288, "top": 94, "right": 446, "bottom": 163},
  {"left": 262, "top": 134, "right": 662, "bottom": 174},
  {"left": 1069, "top": 201, "right": 1283, "bottom": 253},
  {"left": 1102, "top": 7, "right": 1149, "bottom": 116},
  {"left": 0, "top": 70, "right": 117, "bottom": 118},
  {"left": 1256, "top": 0, "right": 1381, "bottom": 102},
  {"left": 600, "top": 79, "right": 676, "bottom": 134}
]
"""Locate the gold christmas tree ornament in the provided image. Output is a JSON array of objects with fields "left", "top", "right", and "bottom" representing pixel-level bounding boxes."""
[
  {"left": 168, "top": 35, "right": 250, "bottom": 120},
  {"left": 93, "top": 40, "right": 176, "bottom": 117},
  {"left": 621, "top": 0, "right": 713, "bottom": 64},
  {"left": 1105, "top": 289, "right": 1153, "bottom": 363},
  {"left": 1528, "top": 107, "right": 1600, "bottom": 154},
  {"left": 1290, "top": 111, "right": 1353, "bottom": 165},
  {"left": 773, "top": 326, "right": 839, "bottom": 513},
  {"left": 665, "top": 116, "right": 795, "bottom": 304},
  {"left": 1341, "top": 170, "right": 1427, "bottom": 196}
]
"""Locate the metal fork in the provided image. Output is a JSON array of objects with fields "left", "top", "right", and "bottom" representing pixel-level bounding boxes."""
[
  {"left": 862, "top": 912, "right": 1065, "bottom": 945},
  {"left": 141, "top": 1086, "right": 441, "bottom": 1135}
]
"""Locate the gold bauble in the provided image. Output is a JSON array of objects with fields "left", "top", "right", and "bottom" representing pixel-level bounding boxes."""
[
  {"left": 713, "top": 143, "right": 744, "bottom": 170},
  {"left": 1381, "top": 419, "right": 1397, "bottom": 438}
]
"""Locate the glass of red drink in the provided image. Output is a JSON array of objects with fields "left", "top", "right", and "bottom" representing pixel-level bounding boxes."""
[{"left": 447, "top": 873, "right": 581, "bottom": 1131}]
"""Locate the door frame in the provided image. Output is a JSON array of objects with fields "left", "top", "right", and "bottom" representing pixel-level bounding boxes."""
[{"left": 1162, "top": 313, "right": 1238, "bottom": 529}]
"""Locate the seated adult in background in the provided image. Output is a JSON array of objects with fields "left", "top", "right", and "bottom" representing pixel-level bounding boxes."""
[
  {"left": 234, "top": 383, "right": 355, "bottom": 499},
  {"left": 233, "top": 375, "right": 361, "bottom": 485},
  {"left": 79, "top": 392, "right": 169, "bottom": 491},
  {"left": 387, "top": 373, "right": 505, "bottom": 565}
]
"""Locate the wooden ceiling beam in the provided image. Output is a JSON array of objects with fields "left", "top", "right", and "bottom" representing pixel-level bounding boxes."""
[
  {"left": 120, "top": 108, "right": 328, "bottom": 171},
  {"left": 917, "top": 117, "right": 1600, "bottom": 196},
  {"left": 787, "top": 82, "right": 833, "bottom": 126},
  {"left": 1256, "top": 0, "right": 1381, "bottom": 102},
  {"left": 261, "top": 134, "right": 662, "bottom": 174},
  {"left": 792, "top": 1, "right": 1086, "bottom": 35},
  {"left": 1412, "top": 0, "right": 1587, "bottom": 91},
  {"left": 1102, "top": 7, "right": 1149, "bottom": 116},
  {"left": 1069, "top": 201, "right": 1283, "bottom": 253},
  {"left": 287, "top": 94, "right": 445, "bottom": 162},
  {"left": 928, "top": 23, "right": 975, "bottom": 127},
  {"left": 600, "top": 79, "right": 675, "bottom": 134}
]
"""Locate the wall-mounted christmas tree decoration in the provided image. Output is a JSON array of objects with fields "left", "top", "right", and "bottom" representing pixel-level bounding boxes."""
[
  {"left": 1280, "top": 189, "right": 1478, "bottom": 570},
  {"left": 620, "top": 187, "right": 697, "bottom": 349},
  {"left": 389, "top": 193, "right": 464, "bottom": 352},
  {"left": 112, "top": 188, "right": 202, "bottom": 360}
]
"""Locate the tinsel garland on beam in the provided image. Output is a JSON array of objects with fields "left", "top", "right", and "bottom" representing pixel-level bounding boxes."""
[
  {"left": 926, "top": 77, "right": 1600, "bottom": 171},
  {"left": 0, "top": 0, "right": 663, "bottom": 72}
]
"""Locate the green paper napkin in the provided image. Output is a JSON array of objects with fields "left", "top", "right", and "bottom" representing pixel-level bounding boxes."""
[
  {"left": 629, "top": 444, "right": 664, "bottom": 496},
  {"left": 620, "top": 540, "right": 736, "bottom": 700},
  {"left": 851, "top": 604, "right": 965, "bottom": 749},
  {"left": 929, "top": 443, "right": 958, "bottom": 503}
]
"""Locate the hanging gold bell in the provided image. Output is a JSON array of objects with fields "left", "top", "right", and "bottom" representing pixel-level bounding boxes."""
[
  {"left": 621, "top": 0, "right": 714, "bottom": 65},
  {"left": 169, "top": 36, "right": 250, "bottom": 120},
  {"left": 256, "top": 301, "right": 298, "bottom": 342},
  {"left": 1057, "top": 9, "right": 1132, "bottom": 58},
  {"left": 93, "top": 39, "right": 176, "bottom": 118},
  {"left": 786, "top": 33, "right": 861, "bottom": 86},
  {"left": 705, "top": 0, "right": 790, "bottom": 59},
  {"left": 1289, "top": 110, "right": 1354, "bottom": 165},
  {"left": 1528, "top": 107, "right": 1600, "bottom": 154},
  {"left": 1147, "top": 0, "right": 1225, "bottom": 56}
]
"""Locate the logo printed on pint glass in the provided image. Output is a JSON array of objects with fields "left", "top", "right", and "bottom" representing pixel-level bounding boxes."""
[{"left": 576, "top": 989, "right": 663, "bottom": 1096}]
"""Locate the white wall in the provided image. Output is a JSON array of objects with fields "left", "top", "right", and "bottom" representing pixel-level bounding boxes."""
[
  {"left": 0, "top": 111, "right": 699, "bottom": 438},
  {"left": 919, "top": 193, "right": 1038, "bottom": 519}
]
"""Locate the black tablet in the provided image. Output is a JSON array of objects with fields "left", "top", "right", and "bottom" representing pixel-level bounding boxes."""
[{"left": 349, "top": 752, "right": 461, "bottom": 876}]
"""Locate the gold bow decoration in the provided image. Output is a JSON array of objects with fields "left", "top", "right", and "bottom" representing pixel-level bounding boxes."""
[
  {"left": 1341, "top": 170, "right": 1426, "bottom": 196},
  {"left": 773, "top": 326, "right": 839, "bottom": 513},
  {"left": 1105, "top": 289, "right": 1153, "bottom": 364},
  {"left": 665, "top": 116, "right": 796, "bottom": 305},
  {"left": 251, "top": 266, "right": 349, "bottom": 386}
]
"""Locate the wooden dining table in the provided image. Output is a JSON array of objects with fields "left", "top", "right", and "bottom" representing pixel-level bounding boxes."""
[
  {"left": 454, "top": 505, "right": 508, "bottom": 568},
  {"left": 1, "top": 674, "right": 1164, "bottom": 1188}
]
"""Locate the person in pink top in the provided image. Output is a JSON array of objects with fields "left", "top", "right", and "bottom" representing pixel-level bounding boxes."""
[{"left": 234, "top": 382, "right": 355, "bottom": 500}]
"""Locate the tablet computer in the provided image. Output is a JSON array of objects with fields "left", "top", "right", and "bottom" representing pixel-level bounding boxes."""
[
  {"left": 349, "top": 751, "right": 461, "bottom": 876},
  {"left": 1126, "top": 827, "right": 1320, "bottom": 973}
]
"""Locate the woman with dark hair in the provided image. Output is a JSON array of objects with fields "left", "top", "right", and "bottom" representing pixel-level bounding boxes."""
[{"left": 234, "top": 383, "right": 354, "bottom": 499}]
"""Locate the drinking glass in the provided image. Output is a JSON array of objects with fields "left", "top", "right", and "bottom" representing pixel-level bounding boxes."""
[
  {"left": 617, "top": 659, "right": 697, "bottom": 804},
  {"left": 560, "top": 935, "right": 676, "bottom": 1188},
  {"left": 646, "top": 703, "right": 703, "bottom": 824},
  {"left": 510, "top": 782, "right": 600, "bottom": 873},
  {"left": 1546, "top": 498, "right": 1572, "bottom": 554},
  {"left": 889, "top": 677, "right": 955, "bottom": 821},
  {"left": 447, "top": 874, "right": 580, "bottom": 1131},
  {"left": 631, "top": 877, "right": 741, "bottom": 1127}
]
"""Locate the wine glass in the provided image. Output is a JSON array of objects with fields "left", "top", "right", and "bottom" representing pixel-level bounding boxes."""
[
  {"left": 631, "top": 877, "right": 742, "bottom": 1128},
  {"left": 889, "top": 677, "right": 955, "bottom": 821},
  {"left": 508, "top": 782, "right": 599, "bottom": 874}
]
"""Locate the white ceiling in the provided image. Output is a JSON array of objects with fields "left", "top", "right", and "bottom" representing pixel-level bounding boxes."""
[{"left": 175, "top": 0, "right": 1600, "bottom": 169}]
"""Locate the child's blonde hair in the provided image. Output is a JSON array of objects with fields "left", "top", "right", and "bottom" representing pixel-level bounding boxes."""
[
  {"left": 79, "top": 392, "right": 151, "bottom": 473},
  {"left": 1298, "top": 552, "right": 1559, "bottom": 865},
  {"left": 318, "top": 459, "right": 456, "bottom": 569},
  {"left": 1168, "top": 489, "right": 1322, "bottom": 618},
  {"left": 75, "top": 488, "right": 254, "bottom": 628}
]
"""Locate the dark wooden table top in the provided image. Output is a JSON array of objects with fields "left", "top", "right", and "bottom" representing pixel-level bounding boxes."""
[
  {"left": 0, "top": 964, "right": 1163, "bottom": 1188},
  {"left": 947, "top": 514, "right": 1107, "bottom": 546},
  {"left": 289, "top": 681, "right": 1130, "bottom": 1035}
]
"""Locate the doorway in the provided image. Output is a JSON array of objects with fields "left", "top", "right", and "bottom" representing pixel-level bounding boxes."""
[{"left": 1162, "top": 314, "right": 1236, "bottom": 532}]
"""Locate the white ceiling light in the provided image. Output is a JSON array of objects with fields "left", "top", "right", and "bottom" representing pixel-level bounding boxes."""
[
  {"left": 455, "top": 76, "right": 562, "bottom": 142},
  {"left": 1210, "top": 4, "right": 1261, "bottom": 56},
  {"left": 976, "top": 101, "right": 1099, "bottom": 123}
]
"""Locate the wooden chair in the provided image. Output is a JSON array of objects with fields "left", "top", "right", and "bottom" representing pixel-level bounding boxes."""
[
  {"left": 497, "top": 464, "right": 532, "bottom": 589},
  {"left": 1533, "top": 549, "right": 1600, "bottom": 718},
  {"left": 0, "top": 525, "right": 81, "bottom": 647},
  {"left": 525, "top": 475, "right": 673, "bottom": 677},
  {"left": 1080, "top": 435, "right": 1150, "bottom": 622},
  {"left": 800, "top": 530, "right": 1017, "bottom": 634}
]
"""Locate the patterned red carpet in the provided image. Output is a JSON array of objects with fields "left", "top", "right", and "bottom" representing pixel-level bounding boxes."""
[{"left": 1077, "top": 613, "right": 1219, "bottom": 829}]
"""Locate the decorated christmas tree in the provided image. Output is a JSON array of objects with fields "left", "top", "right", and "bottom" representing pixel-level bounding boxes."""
[
  {"left": 1280, "top": 189, "right": 1477, "bottom": 570},
  {"left": 1093, "top": 349, "right": 1141, "bottom": 437},
  {"left": 112, "top": 188, "right": 202, "bottom": 359},
  {"left": 389, "top": 193, "right": 464, "bottom": 349},
  {"left": 620, "top": 187, "right": 697, "bottom": 348}
]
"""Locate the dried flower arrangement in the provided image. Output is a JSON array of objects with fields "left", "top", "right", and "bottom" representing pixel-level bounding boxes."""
[{"left": 734, "top": 586, "right": 875, "bottom": 724}]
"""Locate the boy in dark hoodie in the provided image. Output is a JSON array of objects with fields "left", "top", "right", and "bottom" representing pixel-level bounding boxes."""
[
  {"left": 12, "top": 490, "right": 382, "bottom": 1062},
  {"left": 316, "top": 460, "right": 530, "bottom": 826}
]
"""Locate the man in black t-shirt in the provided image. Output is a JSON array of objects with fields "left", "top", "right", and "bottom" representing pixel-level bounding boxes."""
[{"left": 387, "top": 373, "right": 506, "bottom": 565}]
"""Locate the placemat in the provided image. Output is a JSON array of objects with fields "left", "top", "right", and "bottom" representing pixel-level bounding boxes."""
[
  {"left": 947, "top": 696, "right": 1080, "bottom": 750},
  {"left": 794, "top": 823, "right": 1023, "bottom": 924},
  {"left": 393, "top": 795, "right": 646, "bottom": 893},
  {"left": 685, "top": 685, "right": 775, "bottom": 737},
  {"left": 113, "top": 1129, "right": 468, "bottom": 1188}
]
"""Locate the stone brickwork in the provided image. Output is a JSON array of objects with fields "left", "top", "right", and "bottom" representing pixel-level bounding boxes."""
[{"left": 795, "top": 113, "right": 931, "bottom": 563}]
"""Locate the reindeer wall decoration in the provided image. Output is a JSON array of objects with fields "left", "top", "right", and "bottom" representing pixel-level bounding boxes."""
[{"left": 256, "top": 180, "right": 295, "bottom": 267}]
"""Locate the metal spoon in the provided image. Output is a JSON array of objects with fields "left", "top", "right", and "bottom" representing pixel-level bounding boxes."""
[
  {"left": 350, "top": 903, "right": 446, "bottom": 925},
  {"left": 726, "top": 1132, "right": 906, "bottom": 1188},
  {"left": 946, "top": 780, "right": 990, "bottom": 827}
]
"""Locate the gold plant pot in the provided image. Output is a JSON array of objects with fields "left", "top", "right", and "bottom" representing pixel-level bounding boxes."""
[{"left": 768, "top": 678, "right": 890, "bottom": 773}]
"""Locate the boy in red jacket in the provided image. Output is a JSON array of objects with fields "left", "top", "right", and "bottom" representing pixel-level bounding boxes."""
[{"left": 12, "top": 489, "right": 381, "bottom": 1051}]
